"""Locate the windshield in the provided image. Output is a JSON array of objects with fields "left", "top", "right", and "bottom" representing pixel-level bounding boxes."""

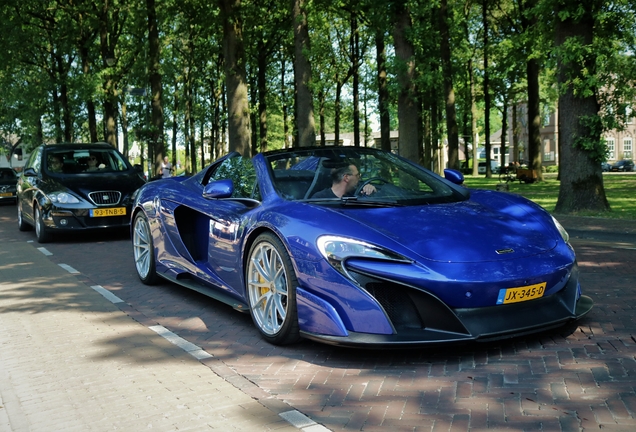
[
  {"left": 45, "top": 148, "right": 130, "bottom": 174},
  {"left": 265, "top": 147, "right": 467, "bottom": 205}
]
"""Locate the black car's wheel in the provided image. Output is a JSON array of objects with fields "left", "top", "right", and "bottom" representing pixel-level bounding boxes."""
[
  {"left": 132, "top": 212, "right": 159, "bottom": 285},
  {"left": 34, "top": 205, "right": 52, "bottom": 243},
  {"left": 246, "top": 232, "right": 301, "bottom": 345},
  {"left": 17, "top": 202, "right": 32, "bottom": 232}
]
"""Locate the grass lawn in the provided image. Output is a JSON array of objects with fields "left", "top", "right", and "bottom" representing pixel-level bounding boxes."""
[{"left": 462, "top": 172, "right": 636, "bottom": 220}]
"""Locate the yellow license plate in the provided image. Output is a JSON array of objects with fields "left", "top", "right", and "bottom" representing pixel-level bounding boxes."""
[
  {"left": 90, "top": 207, "right": 126, "bottom": 217},
  {"left": 0, "top": 192, "right": 12, "bottom": 197},
  {"left": 497, "top": 282, "right": 546, "bottom": 305}
]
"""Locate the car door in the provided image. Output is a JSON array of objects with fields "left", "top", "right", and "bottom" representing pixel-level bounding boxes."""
[
  {"left": 159, "top": 153, "right": 260, "bottom": 295},
  {"left": 17, "top": 147, "right": 43, "bottom": 224}
]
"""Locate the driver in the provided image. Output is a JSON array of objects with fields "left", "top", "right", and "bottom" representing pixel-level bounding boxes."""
[{"left": 312, "top": 164, "right": 376, "bottom": 198}]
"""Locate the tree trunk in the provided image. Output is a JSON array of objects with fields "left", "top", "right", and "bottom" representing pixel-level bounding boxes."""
[
  {"left": 554, "top": 2, "right": 609, "bottom": 213},
  {"left": 280, "top": 54, "right": 290, "bottom": 148},
  {"left": 184, "top": 65, "right": 193, "bottom": 175},
  {"left": 147, "top": 0, "right": 165, "bottom": 174},
  {"left": 334, "top": 81, "right": 342, "bottom": 146},
  {"left": 172, "top": 87, "right": 178, "bottom": 169},
  {"left": 318, "top": 88, "right": 326, "bottom": 146},
  {"left": 422, "top": 93, "right": 432, "bottom": 169},
  {"left": 56, "top": 54, "right": 72, "bottom": 142},
  {"left": 376, "top": 30, "right": 391, "bottom": 152},
  {"left": 470, "top": 60, "right": 479, "bottom": 176},
  {"left": 439, "top": 0, "right": 459, "bottom": 169},
  {"left": 512, "top": 104, "right": 519, "bottom": 163},
  {"left": 79, "top": 44, "right": 98, "bottom": 142},
  {"left": 98, "top": 5, "right": 118, "bottom": 148},
  {"left": 527, "top": 57, "right": 542, "bottom": 179},
  {"left": 482, "top": 0, "right": 491, "bottom": 177},
  {"left": 257, "top": 40, "right": 268, "bottom": 153},
  {"left": 500, "top": 97, "right": 508, "bottom": 170},
  {"left": 351, "top": 13, "right": 360, "bottom": 147},
  {"left": 221, "top": 0, "right": 251, "bottom": 156},
  {"left": 292, "top": 0, "right": 316, "bottom": 147},
  {"left": 393, "top": 1, "right": 419, "bottom": 163},
  {"left": 189, "top": 88, "right": 197, "bottom": 171}
]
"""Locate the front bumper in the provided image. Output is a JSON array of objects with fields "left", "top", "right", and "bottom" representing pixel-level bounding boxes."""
[
  {"left": 300, "top": 265, "right": 592, "bottom": 348},
  {"left": 43, "top": 207, "right": 132, "bottom": 230}
]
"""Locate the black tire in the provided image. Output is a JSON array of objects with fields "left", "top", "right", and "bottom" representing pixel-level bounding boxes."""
[
  {"left": 132, "top": 212, "right": 159, "bottom": 285},
  {"left": 17, "top": 202, "right": 32, "bottom": 232},
  {"left": 34, "top": 205, "right": 52, "bottom": 243},
  {"left": 246, "top": 232, "right": 301, "bottom": 345}
]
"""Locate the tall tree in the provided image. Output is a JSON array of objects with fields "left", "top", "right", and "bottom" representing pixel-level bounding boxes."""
[
  {"left": 553, "top": 0, "right": 609, "bottom": 212},
  {"left": 221, "top": 0, "right": 251, "bottom": 156},
  {"left": 147, "top": 0, "right": 165, "bottom": 174},
  {"left": 375, "top": 29, "right": 391, "bottom": 152},
  {"left": 292, "top": 0, "right": 316, "bottom": 147},
  {"left": 393, "top": 0, "right": 419, "bottom": 163},
  {"left": 520, "top": 0, "right": 543, "bottom": 180},
  {"left": 439, "top": 0, "right": 459, "bottom": 169}
]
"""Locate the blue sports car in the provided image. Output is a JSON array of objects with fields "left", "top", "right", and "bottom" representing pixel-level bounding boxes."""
[{"left": 131, "top": 146, "right": 593, "bottom": 347}]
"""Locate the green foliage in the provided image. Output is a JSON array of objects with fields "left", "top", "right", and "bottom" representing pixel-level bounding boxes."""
[
  {"left": 213, "top": 155, "right": 257, "bottom": 198},
  {"left": 464, "top": 173, "right": 636, "bottom": 219},
  {"left": 574, "top": 114, "right": 607, "bottom": 162}
]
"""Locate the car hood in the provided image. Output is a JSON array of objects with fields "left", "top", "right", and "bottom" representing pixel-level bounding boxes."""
[
  {"left": 44, "top": 172, "right": 145, "bottom": 199},
  {"left": 319, "top": 197, "right": 558, "bottom": 263}
]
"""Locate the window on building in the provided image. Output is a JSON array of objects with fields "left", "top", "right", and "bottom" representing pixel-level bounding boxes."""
[
  {"left": 606, "top": 138, "right": 615, "bottom": 160},
  {"left": 623, "top": 137, "right": 633, "bottom": 159}
]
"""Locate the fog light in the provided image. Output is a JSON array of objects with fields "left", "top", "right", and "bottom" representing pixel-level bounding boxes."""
[{"left": 59, "top": 219, "right": 68, "bottom": 226}]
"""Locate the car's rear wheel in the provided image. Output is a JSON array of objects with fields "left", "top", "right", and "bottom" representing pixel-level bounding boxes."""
[
  {"left": 246, "top": 232, "right": 301, "bottom": 345},
  {"left": 132, "top": 212, "right": 158, "bottom": 285},
  {"left": 17, "top": 202, "right": 32, "bottom": 232},
  {"left": 34, "top": 206, "right": 52, "bottom": 243}
]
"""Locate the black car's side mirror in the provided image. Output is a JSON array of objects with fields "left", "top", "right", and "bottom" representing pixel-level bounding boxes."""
[{"left": 22, "top": 167, "right": 37, "bottom": 177}]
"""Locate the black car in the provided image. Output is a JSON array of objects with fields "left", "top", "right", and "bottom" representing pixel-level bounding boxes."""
[
  {"left": 0, "top": 167, "right": 18, "bottom": 204},
  {"left": 16, "top": 142, "right": 146, "bottom": 243},
  {"left": 610, "top": 159, "right": 634, "bottom": 172}
]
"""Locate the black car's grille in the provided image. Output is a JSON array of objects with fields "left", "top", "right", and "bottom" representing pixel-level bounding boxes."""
[{"left": 88, "top": 191, "right": 122, "bottom": 206}]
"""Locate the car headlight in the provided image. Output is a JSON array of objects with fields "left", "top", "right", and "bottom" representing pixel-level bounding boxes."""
[
  {"left": 49, "top": 192, "right": 80, "bottom": 204},
  {"left": 551, "top": 215, "right": 569, "bottom": 243},
  {"left": 317, "top": 235, "right": 410, "bottom": 273}
]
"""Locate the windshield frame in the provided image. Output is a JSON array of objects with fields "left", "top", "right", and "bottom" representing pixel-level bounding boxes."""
[{"left": 264, "top": 146, "right": 469, "bottom": 206}]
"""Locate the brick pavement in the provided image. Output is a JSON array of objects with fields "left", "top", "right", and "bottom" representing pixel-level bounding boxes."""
[
  {"left": 1, "top": 203, "right": 635, "bottom": 431},
  {"left": 0, "top": 238, "right": 328, "bottom": 431}
]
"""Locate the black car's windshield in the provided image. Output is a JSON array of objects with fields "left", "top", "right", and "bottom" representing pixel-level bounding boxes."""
[
  {"left": 45, "top": 148, "right": 130, "bottom": 174},
  {"left": 0, "top": 168, "right": 17, "bottom": 180},
  {"left": 265, "top": 147, "right": 467, "bottom": 205}
]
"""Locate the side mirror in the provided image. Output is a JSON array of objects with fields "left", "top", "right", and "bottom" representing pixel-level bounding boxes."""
[
  {"left": 443, "top": 168, "right": 464, "bottom": 185},
  {"left": 203, "top": 179, "right": 234, "bottom": 199},
  {"left": 23, "top": 167, "right": 37, "bottom": 177}
]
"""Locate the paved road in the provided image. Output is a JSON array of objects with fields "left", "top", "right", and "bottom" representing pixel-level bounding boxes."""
[{"left": 1, "top": 202, "right": 635, "bottom": 431}]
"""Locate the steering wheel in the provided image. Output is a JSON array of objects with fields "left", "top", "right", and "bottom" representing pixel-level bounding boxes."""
[{"left": 354, "top": 177, "right": 390, "bottom": 196}]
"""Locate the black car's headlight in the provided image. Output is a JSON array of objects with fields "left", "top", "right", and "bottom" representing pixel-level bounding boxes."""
[
  {"left": 49, "top": 192, "right": 81, "bottom": 204},
  {"left": 317, "top": 235, "right": 410, "bottom": 276},
  {"left": 551, "top": 215, "right": 569, "bottom": 243}
]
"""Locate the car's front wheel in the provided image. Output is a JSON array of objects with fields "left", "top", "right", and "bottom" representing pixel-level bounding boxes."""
[
  {"left": 132, "top": 212, "right": 158, "bottom": 285},
  {"left": 34, "top": 205, "right": 52, "bottom": 243},
  {"left": 246, "top": 232, "right": 301, "bottom": 345}
]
